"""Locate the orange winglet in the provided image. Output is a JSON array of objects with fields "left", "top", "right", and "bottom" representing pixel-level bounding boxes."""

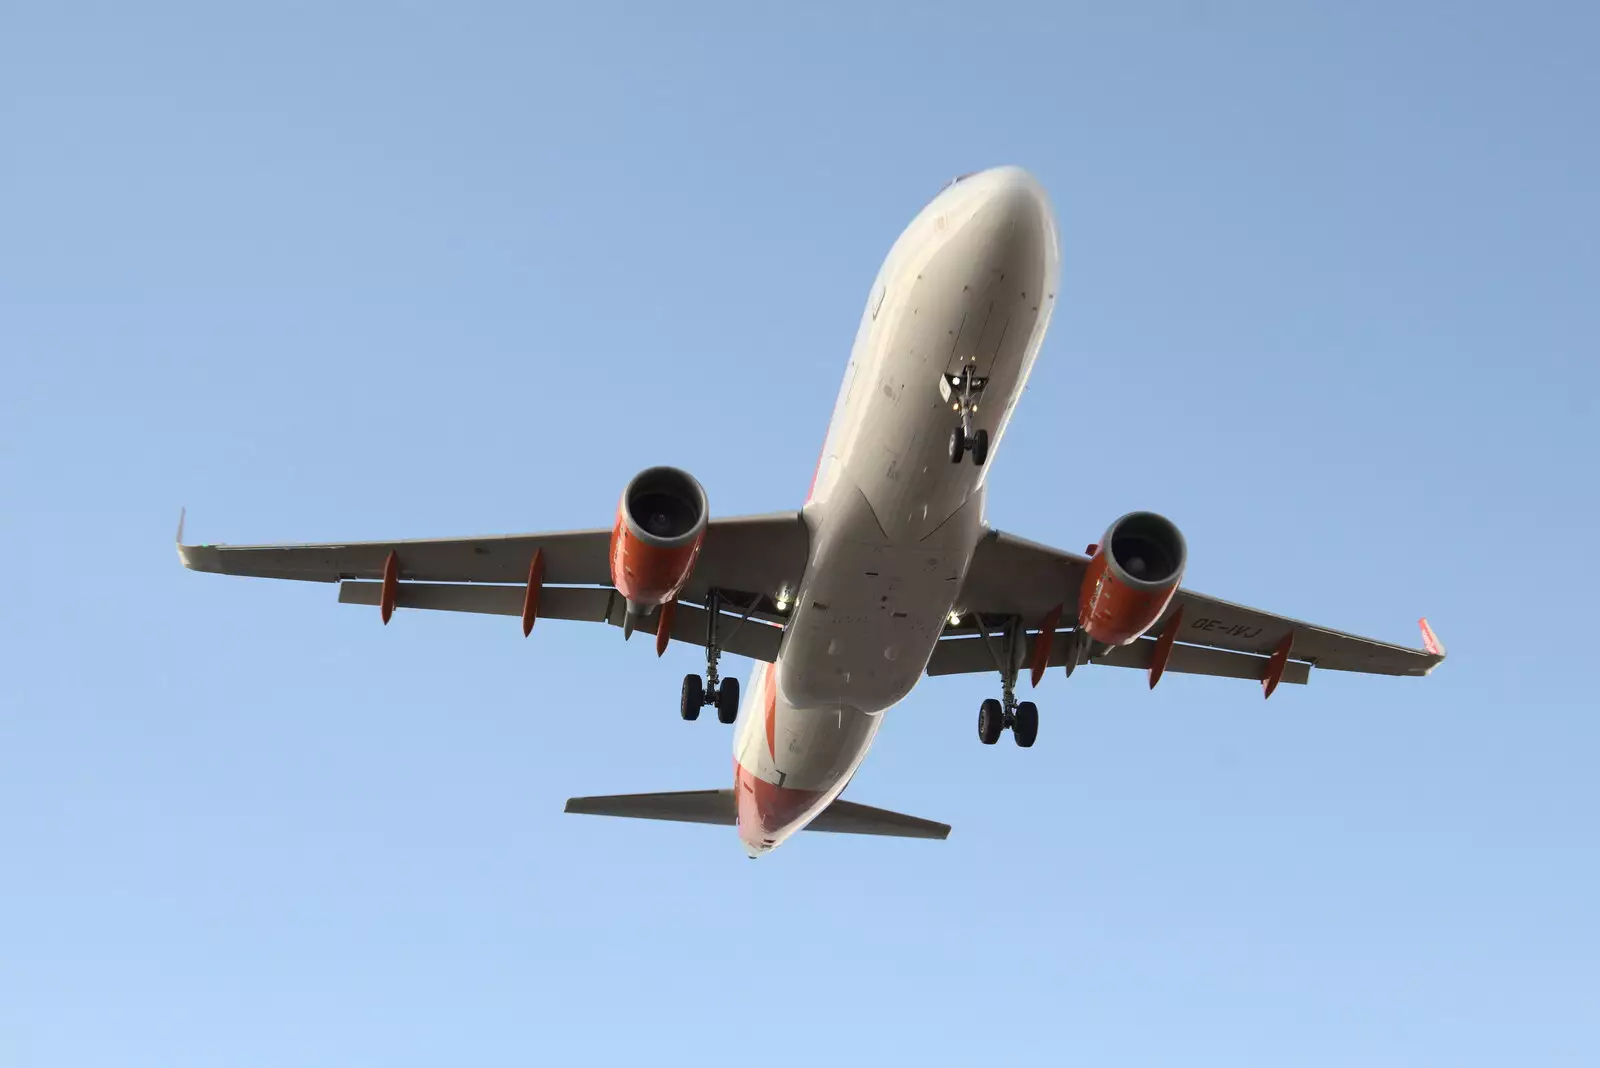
[
  {"left": 1262, "top": 630, "right": 1294, "bottom": 699},
  {"left": 655, "top": 599, "right": 676, "bottom": 657},
  {"left": 520, "top": 549, "right": 545, "bottom": 637},
  {"left": 380, "top": 551, "right": 399, "bottom": 625},
  {"left": 1419, "top": 617, "right": 1446, "bottom": 657},
  {"left": 1148, "top": 606, "right": 1184, "bottom": 689},
  {"left": 1029, "top": 603, "right": 1063, "bottom": 687}
]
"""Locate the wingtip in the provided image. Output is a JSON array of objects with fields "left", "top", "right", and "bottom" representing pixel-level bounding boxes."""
[
  {"left": 1419, "top": 617, "right": 1446, "bottom": 658},
  {"left": 175, "top": 507, "right": 195, "bottom": 568},
  {"left": 174, "top": 507, "right": 219, "bottom": 573}
]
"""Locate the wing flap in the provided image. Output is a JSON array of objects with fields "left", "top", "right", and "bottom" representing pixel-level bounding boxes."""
[
  {"left": 925, "top": 631, "right": 1312, "bottom": 684},
  {"left": 338, "top": 581, "right": 786, "bottom": 661},
  {"left": 338, "top": 581, "right": 613, "bottom": 621}
]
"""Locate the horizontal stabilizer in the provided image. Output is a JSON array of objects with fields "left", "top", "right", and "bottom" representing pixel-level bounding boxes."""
[
  {"left": 564, "top": 789, "right": 949, "bottom": 840},
  {"left": 565, "top": 789, "right": 735, "bottom": 826}
]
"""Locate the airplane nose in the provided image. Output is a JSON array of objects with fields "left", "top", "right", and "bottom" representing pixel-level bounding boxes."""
[{"left": 968, "top": 166, "right": 1054, "bottom": 245}]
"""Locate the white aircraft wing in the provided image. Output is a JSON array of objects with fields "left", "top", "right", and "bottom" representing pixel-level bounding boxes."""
[
  {"left": 177, "top": 510, "right": 809, "bottom": 661},
  {"left": 932, "top": 527, "right": 1446, "bottom": 686}
]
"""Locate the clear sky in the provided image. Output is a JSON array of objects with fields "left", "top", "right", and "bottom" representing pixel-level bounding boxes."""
[{"left": 3, "top": 3, "right": 1597, "bottom": 1065}]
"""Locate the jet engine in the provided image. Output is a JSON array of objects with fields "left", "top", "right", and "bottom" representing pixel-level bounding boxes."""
[
  {"left": 609, "top": 466, "right": 709, "bottom": 632},
  {"left": 1078, "top": 511, "right": 1187, "bottom": 646}
]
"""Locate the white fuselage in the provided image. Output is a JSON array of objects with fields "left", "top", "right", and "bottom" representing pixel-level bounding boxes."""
[{"left": 731, "top": 166, "right": 1061, "bottom": 855}]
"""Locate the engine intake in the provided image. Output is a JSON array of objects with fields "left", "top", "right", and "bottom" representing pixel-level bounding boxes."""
[
  {"left": 1078, "top": 510, "right": 1187, "bottom": 646},
  {"left": 610, "top": 466, "right": 709, "bottom": 620}
]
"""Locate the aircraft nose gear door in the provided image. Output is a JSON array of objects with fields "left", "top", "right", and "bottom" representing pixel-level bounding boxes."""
[{"left": 941, "top": 364, "right": 990, "bottom": 466}]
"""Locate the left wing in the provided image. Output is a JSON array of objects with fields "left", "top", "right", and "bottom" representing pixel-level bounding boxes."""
[
  {"left": 177, "top": 510, "right": 808, "bottom": 660},
  {"left": 177, "top": 510, "right": 808, "bottom": 600},
  {"left": 937, "top": 527, "right": 1445, "bottom": 686}
]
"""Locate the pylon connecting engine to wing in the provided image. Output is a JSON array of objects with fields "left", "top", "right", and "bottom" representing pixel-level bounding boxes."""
[
  {"left": 608, "top": 466, "right": 708, "bottom": 638},
  {"left": 1078, "top": 510, "right": 1187, "bottom": 646}
]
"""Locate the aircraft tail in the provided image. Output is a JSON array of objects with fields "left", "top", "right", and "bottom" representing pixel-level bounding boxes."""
[{"left": 563, "top": 789, "right": 950, "bottom": 840}]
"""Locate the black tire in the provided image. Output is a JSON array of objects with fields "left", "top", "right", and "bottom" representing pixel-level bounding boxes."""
[
  {"left": 978, "top": 698, "right": 1004, "bottom": 745},
  {"left": 680, "top": 674, "right": 703, "bottom": 721},
  {"left": 716, "top": 676, "right": 740, "bottom": 724},
  {"left": 1013, "top": 701, "right": 1039, "bottom": 748},
  {"left": 949, "top": 426, "right": 966, "bottom": 464},
  {"left": 970, "top": 428, "right": 989, "bottom": 466}
]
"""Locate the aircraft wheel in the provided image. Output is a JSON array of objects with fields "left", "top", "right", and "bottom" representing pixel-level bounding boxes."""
[
  {"left": 1013, "top": 701, "right": 1039, "bottom": 748},
  {"left": 978, "top": 698, "right": 1004, "bottom": 745},
  {"left": 949, "top": 426, "right": 967, "bottom": 464},
  {"left": 716, "top": 676, "right": 740, "bottom": 724},
  {"left": 970, "top": 428, "right": 989, "bottom": 466},
  {"left": 680, "top": 674, "right": 703, "bottom": 721}
]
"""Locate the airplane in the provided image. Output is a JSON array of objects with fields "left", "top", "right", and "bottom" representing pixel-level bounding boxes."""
[{"left": 177, "top": 165, "right": 1447, "bottom": 857}]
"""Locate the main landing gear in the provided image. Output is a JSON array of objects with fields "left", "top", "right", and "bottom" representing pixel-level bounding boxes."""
[
  {"left": 680, "top": 672, "right": 738, "bottom": 725},
  {"left": 943, "top": 363, "right": 990, "bottom": 466},
  {"left": 971, "top": 615, "right": 1040, "bottom": 747},
  {"left": 679, "top": 591, "right": 752, "bottom": 725}
]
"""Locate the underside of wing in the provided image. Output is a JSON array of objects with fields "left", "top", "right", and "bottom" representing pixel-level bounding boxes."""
[
  {"left": 176, "top": 507, "right": 809, "bottom": 660},
  {"left": 177, "top": 509, "right": 808, "bottom": 602},
  {"left": 335, "top": 580, "right": 786, "bottom": 662},
  {"left": 944, "top": 524, "right": 1445, "bottom": 688}
]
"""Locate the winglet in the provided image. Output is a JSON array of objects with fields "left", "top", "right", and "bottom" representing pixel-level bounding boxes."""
[
  {"left": 175, "top": 507, "right": 194, "bottom": 568},
  {"left": 174, "top": 507, "right": 220, "bottom": 573},
  {"left": 1419, "top": 617, "right": 1446, "bottom": 658}
]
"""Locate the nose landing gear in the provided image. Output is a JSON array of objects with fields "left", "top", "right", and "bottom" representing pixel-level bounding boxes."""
[{"left": 942, "top": 364, "right": 990, "bottom": 466}]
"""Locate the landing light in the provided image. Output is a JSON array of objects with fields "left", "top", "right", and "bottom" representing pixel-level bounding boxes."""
[
  {"left": 948, "top": 610, "right": 964, "bottom": 626},
  {"left": 775, "top": 588, "right": 791, "bottom": 612}
]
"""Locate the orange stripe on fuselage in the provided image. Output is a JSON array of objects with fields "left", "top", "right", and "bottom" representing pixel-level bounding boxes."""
[{"left": 734, "top": 760, "right": 824, "bottom": 847}]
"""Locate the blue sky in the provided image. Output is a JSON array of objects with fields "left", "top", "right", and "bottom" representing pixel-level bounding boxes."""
[{"left": 3, "top": 3, "right": 1597, "bottom": 1065}]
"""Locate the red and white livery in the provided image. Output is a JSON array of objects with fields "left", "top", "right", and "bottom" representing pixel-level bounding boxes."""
[{"left": 179, "top": 167, "right": 1446, "bottom": 856}]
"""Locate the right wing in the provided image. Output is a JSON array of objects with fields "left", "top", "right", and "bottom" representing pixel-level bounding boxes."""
[
  {"left": 177, "top": 510, "right": 809, "bottom": 660},
  {"left": 937, "top": 526, "right": 1445, "bottom": 685}
]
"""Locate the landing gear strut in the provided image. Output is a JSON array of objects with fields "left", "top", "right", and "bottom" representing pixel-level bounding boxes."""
[
  {"left": 972, "top": 614, "right": 1039, "bottom": 747},
  {"left": 680, "top": 591, "right": 753, "bottom": 725},
  {"left": 943, "top": 364, "right": 990, "bottom": 466}
]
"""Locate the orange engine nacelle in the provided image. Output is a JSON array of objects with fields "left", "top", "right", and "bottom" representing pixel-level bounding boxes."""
[
  {"left": 609, "top": 466, "right": 709, "bottom": 618},
  {"left": 1078, "top": 511, "right": 1187, "bottom": 646}
]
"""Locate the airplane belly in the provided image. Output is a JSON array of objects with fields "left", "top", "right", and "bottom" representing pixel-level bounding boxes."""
[
  {"left": 732, "top": 659, "right": 883, "bottom": 852},
  {"left": 726, "top": 167, "right": 1062, "bottom": 856},
  {"left": 826, "top": 174, "right": 1058, "bottom": 546},
  {"left": 776, "top": 522, "right": 978, "bottom": 712}
]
